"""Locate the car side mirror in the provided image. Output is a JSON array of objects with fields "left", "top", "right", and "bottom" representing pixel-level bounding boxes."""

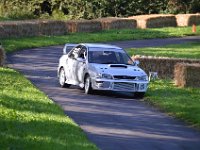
[{"left": 134, "top": 60, "right": 140, "bottom": 66}]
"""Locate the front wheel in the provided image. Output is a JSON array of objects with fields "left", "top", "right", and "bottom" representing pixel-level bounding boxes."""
[
  {"left": 59, "top": 68, "right": 71, "bottom": 88},
  {"left": 84, "top": 75, "right": 93, "bottom": 94},
  {"left": 133, "top": 92, "right": 145, "bottom": 99}
]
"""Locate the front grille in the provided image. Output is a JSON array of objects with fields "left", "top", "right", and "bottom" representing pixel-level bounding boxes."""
[
  {"left": 102, "top": 82, "right": 111, "bottom": 88},
  {"left": 113, "top": 82, "right": 136, "bottom": 91},
  {"left": 114, "top": 75, "right": 136, "bottom": 80}
]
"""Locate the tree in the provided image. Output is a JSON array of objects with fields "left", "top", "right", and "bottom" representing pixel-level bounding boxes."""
[
  {"left": 167, "top": 0, "right": 193, "bottom": 14},
  {"left": 0, "top": 0, "right": 199, "bottom": 20}
]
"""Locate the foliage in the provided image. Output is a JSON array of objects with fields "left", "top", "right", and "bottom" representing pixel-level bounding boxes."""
[
  {"left": 0, "top": 0, "right": 200, "bottom": 20},
  {"left": 0, "top": 0, "right": 36, "bottom": 19},
  {"left": 146, "top": 79, "right": 200, "bottom": 128},
  {"left": 0, "top": 68, "right": 98, "bottom": 149},
  {"left": 128, "top": 42, "right": 200, "bottom": 59},
  {"left": 167, "top": 0, "right": 200, "bottom": 14},
  {"left": 1, "top": 26, "right": 199, "bottom": 53}
]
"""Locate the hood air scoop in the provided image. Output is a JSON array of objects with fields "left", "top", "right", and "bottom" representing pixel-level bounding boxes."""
[{"left": 109, "top": 64, "right": 127, "bottom": 68}]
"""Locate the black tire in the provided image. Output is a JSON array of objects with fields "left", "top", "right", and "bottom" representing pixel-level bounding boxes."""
[
  {"left": 84, "top": 75, "right": 93, "bottom": 94},
  {"left": 134, "top": 92, "right": 145, "bottom": 99},
  {"left": 59, "top": 68, "right": 71, "bottom": 88}
]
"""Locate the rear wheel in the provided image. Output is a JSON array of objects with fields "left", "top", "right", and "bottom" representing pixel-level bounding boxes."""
[
  {"left": 84, "top": 75, "right": 93, "bottom": 94},
  {"left": 59, "top": 68, "right": 71, "bottom": 88},
  {"left": 134, "top": 92, "right": 145, "bottom": 99}
]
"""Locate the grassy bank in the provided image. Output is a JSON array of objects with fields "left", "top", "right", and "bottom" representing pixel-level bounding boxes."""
[
  {"left": 129, "top": 42, "right": 200, "bottom": 59},
  {"left": 0, "top": 68, "right": 97, "bottom": 150},
  {"left": 1, "top": 26, "right": 200, "bottom": 53},
  {"left": 146, "top": 80, "right": 200, "bottom": 128}
]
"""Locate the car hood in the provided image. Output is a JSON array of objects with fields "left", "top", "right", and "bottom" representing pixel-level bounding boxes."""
[{"left": 89, "top": 63, "right": 147, "bottom": 76}]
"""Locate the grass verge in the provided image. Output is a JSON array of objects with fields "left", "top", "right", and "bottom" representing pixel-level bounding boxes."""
[
  {"left": 129, "top": 42, "right": 200, "bottom": 59},
  {"left": 1, "top": 26, "right": 200, "bottom": 53},
  {"left": 0, "top": 68, "right": 98, "bottom": 150},
  {"left": 146, "top": 80, "right": 200, "bottom": 128}
]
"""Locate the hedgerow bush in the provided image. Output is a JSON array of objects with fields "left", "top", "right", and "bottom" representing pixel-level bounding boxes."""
[{"left": 0, "top": 0, "right": 199, "bottom": 20}]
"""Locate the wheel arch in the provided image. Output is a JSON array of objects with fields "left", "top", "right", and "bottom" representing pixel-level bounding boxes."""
[
  {"left": 58, "top": 66, "right": 64, "bottom": 77},
  {"left": 84, "top": 73, "right": 90, "bottom": 82}
]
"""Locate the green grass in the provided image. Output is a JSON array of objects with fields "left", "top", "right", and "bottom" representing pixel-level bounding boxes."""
[
  {"left": 0, "top": 17, "right": 15, "bottom": 21},
  {"left": 1, "top": 26, "right": 200, "bottom": 53},
  {"left": 0, "top": 16, "right": 10, "bottom": 21},
  {"left": 128, "top": 42, "right": 200, "bottom": 59},
  {"left": 0, "top": 68, "right": 98, "bottom": 150},
  {"left": 145, "top": 80, "right": 200, "bottom": 128}
]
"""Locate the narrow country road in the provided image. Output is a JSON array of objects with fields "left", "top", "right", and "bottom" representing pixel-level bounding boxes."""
[{"left": 8, "top": 36, "right": 200, "bottom": 150}]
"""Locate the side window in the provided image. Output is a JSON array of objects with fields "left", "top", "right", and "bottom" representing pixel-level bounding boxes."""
[
  {"left": 68, "top": 45, "right": 82, "bottom": 59},
  {"left": 78, "top": 46, "right": 87, "bottom": 59}
]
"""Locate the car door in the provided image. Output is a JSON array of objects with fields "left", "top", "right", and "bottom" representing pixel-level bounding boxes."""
[
  {"left": 66, "top": 45, "right": 82, "bottom": 85},
  {"left": 77, "top": 46, "right": 87, "bottom": 83}
]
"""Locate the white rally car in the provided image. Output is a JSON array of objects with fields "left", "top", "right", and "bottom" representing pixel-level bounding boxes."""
[{"left": 57, "top": 43, "right": 149, "bottom": 98}]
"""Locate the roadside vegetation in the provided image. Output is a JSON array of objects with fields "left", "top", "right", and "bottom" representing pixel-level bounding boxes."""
[
  {"left": 128, "top": 42, "right": 200, "bottom": 59},
  {"left": 0, "top": 68, "right": 98, "bottom": 150},
  {"left": 0, "top": 0, "right": 199, "bottom": 20},
  {"left": 145, "top": 80, "right": 200, "bottom": 128},
  {"left": 2, "top": 26, "right": 200, "bottom": 53}
]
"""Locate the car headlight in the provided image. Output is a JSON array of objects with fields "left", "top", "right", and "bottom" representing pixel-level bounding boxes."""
[
  {"left": 136, "top": 75, "right": 148, "bottom": 81},
  {"left": 96, "top": 73, "right": 113, "bottom": 79}
]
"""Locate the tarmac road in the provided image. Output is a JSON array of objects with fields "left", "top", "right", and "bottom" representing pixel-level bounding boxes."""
[{"left": 8, "top": 36, "right": 200, "bottom": 150}]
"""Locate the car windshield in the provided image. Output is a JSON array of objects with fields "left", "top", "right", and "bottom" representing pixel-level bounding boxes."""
[{"left": 88, "top": 50, "right": 133, "bottom": 65}]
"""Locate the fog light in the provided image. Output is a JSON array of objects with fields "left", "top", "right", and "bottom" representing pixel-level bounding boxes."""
[
  {"left": 96, "top": 81, "right": 110, "bottom": 88},
  {"left": 96, "top": 81, "right": 104, "bottom": 87}
]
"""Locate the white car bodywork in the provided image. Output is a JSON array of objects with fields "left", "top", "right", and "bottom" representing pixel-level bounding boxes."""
[{"left": 58, "top": 43, "right": 149, "bottom": 97}]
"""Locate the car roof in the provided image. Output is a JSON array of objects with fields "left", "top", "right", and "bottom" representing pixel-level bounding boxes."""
[{"left": 82, "top": 43, "right": 123, "bottom": 50}]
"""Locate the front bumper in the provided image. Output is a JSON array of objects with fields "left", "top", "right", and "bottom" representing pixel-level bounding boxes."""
[{"left": 91, "top": 78, "right": 148, "bottom": 92}]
